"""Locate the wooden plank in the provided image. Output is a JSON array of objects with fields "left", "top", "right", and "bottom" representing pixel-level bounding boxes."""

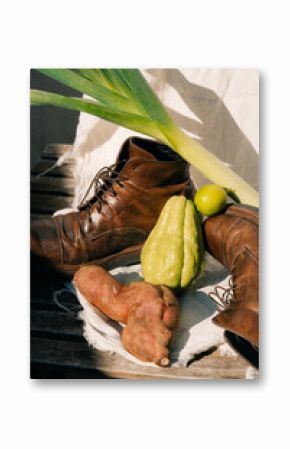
[
  {"left": 31, "top": 160, "right": 74, "bottom": 178},
  {"left": 95, "top": 351, "right": 249, "bottom": 380},
  {"left": 31, "top": 337, "right": 95, "bottom": 370},
  {"left": 31, "top": 290, "right": 80, "bottom": 311},
  {"left": 30, "top": 337, "right": 249, "bottom": 379},
  {"left": 31, "top": 193, "right": 73, "bottom": 213},
  {"left": 31, "top": 300, "right": 80, "bottom": 313},
  {"left": 30, "top": 362, "right": 111, "bottom": 379},
  {"left": 31, "top": 310, "right": 83, "bottom": 338},
  {"left": 31, "top": 212, "right": 52, "bottom": 221},
  {"left": 42, "top": 143, "right": 73, "bottom": 159},
  {"left": 31, "top": 175, "right": 75, "bottom": 196}
]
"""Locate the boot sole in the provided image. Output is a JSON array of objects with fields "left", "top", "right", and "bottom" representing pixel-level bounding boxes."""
[
  {"left": 224, "top": 330, "right": 259, "bottom": 370},
  {"left": 54, "top": 243, "right": 143, "bottom": 277}
]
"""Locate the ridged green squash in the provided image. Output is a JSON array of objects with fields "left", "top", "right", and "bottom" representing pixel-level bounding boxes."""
[{"left": 141, "top": 196, "right": 204, "bottom": 288}]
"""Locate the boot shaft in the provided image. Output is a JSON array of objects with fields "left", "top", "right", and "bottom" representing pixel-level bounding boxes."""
[
  {"left": 203, "top": 204, "right": 259, "bottom": 348},
  {"left": 203, "top": 204, "right": 259, "bottom": 271}
]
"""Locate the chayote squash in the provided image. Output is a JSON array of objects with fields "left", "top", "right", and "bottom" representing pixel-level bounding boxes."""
[{"left": 141, "top": 196, "right": 204, "bottom": 289}]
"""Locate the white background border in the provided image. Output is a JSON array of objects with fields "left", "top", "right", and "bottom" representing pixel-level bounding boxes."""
[{"left": 1, "top": 1, "right": 289, "bottom": 448}]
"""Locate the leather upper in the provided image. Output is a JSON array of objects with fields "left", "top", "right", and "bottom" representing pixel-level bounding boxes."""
[
  {"left": 31, "top": 137, "right": 194, "bottom": 273},
  {"left": 203, "top": 204, "right": 259, "bottom": 347}
]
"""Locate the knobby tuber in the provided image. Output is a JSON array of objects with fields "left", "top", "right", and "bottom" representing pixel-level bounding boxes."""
[{"left": 73, "top": 266, "right": 179, "bottom": 366}]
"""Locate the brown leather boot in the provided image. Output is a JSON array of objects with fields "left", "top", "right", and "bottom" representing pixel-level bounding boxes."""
[
  {"left": 203, "top": 204, "right": 259, "bottom": 368},
  {"left": 31, "top": 137, "right": 194, "bottom": 276}
]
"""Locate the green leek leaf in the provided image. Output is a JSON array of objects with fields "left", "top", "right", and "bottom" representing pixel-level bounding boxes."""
[
  {"left": 99, "top": 69, "right": 132, "bottom": 97},
  {"left": 31, "top": 89, "right": 168, "bottom": 143},
  {"left": 77, "top": 69, "right": 117, "bottom": 91},
  {"left": 38, "top": 69, "right": 137, "bottom": 113},
  {"left": 117, "top": 69, "right": 174, "bottom": 127}
]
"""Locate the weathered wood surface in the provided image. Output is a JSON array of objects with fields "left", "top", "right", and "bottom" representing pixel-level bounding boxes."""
[
  {"left": 31, "top": 336, "right": 248, "bottom": 379},
  {"left": 31, "top": 159, "right": 75, "bottom": 178},
  {"left": 42, "top": 143, "right": 73, "bottom": 158},
  {"left": 31, "top": 213, "right": 59, "bottom": 222},
  {"left": 31, "top": 193, "right": 74, "bottom": 213},
  {"left": 31, "top": 143, "right": 250, "bottom": 379},
  {"left": 31, "top": 310, "right": 83, "bottom": 338},
  {"left": 31, "top": 176, "right": 75, "bottom": 196},
  {"left": 30, "top": 144, "right": 74, "bottom": 215}
]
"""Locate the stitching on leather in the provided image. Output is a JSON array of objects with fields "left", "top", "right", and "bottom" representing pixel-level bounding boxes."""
[
  {"left": 243, "top": 245, "right": 259, "bottom": 264},
  {"left": 90, "top": 227, "right": 148, "bottom": 243},
  {"left": 222, "top": 218, "right": 244, "bottom": 264},
  {"left": 227, "top": 206, "right": 259, "bottom": 227},
  {"left": 52, "top": 215, "right": 64, "bottom": 264}
]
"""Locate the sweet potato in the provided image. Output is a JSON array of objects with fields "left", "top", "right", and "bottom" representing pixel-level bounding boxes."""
[
  {"left": 73, "top": 265, "right": 179, "bottom": 366},
  {"left": 74, "top": 265, "right": 130, "bottom": 323}
]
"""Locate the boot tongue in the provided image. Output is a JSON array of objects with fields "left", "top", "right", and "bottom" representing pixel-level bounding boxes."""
[
  {"left": 117, "top": 138, "right": 157, "bottom": 167},
  {"left": 127, "top": 140, "right": 157, "bottom": 161}
]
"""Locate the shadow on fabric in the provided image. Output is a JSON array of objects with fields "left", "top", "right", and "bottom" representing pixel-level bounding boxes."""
[{"left": 147, "top": 69, "right": 259, "bottom": 191}]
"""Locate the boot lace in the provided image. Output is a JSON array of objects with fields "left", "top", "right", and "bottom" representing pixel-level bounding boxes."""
[
  {"left": 208, "top": 276, "right": 236, "bottom": 311},
  {"left": 77, "top": 162, "right": 128, "bottom": 212}
]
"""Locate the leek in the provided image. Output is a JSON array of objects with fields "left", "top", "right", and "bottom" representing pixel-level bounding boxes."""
[{"left": 31, "top": 69, "right": 259, "bottom": 207}]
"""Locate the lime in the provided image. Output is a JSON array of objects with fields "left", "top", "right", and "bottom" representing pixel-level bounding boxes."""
[{"left": 194, "top": 184, "right": 227, "bottom": 216}]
